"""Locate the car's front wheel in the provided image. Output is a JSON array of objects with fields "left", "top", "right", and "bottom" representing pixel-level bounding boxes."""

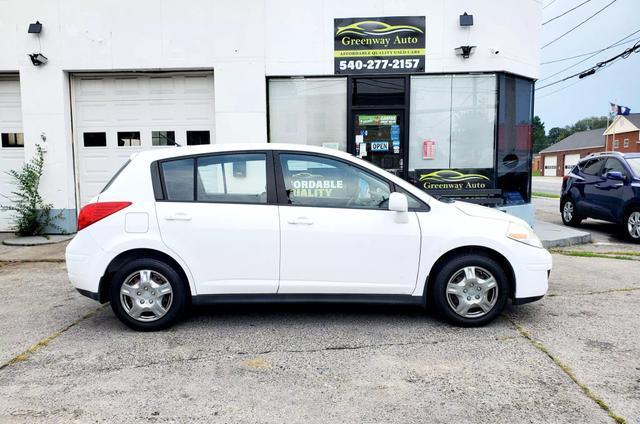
[
  {"left": 624, "top": 208, "right": 640, "bottom": 243},
  {"left": 561, "top": 198, "right": 582, "bottom": 227},
  {"left": 109, "top": 258, "right": 188, "bottom": 331},
  {"left": 431, "top": 254, "right": 509, "bottom": 327}
]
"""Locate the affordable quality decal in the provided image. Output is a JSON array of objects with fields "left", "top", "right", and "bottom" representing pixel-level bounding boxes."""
[{"left": 334, "top": 16, "right": 425, "bottom": 74}]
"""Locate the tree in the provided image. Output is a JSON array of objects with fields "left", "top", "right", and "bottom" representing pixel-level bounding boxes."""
[
  {"left": 571, "top": 116, "right": 608, "bottom": 132},
  {"left": 547, "top": 127, "right": 570, "bottom": 146},
  {"left": 532, "top": 115, "right": 547, "bottom": 153}
]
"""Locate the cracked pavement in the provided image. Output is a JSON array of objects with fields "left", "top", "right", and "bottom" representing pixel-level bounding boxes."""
[{"left": 0, "top": 254, "right": 638, "bottom": 423}]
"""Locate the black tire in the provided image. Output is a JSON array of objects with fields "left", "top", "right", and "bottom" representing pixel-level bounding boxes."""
[
  {"left": 109, "top": 258, "right": 188, "bottom": 331},
  {"left": 561, "top": 198, "right": 583, "bottom": 227},
  {"left": 431, "top": 254, "right": 509, "bottom": 327},
  {"left": 623, "top": 207, "right": 640, "bottom": 243}
]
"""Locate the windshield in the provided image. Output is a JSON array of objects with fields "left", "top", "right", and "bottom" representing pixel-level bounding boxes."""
[{"left": 627, "top": 158, "right": 640, "bottom": 177}]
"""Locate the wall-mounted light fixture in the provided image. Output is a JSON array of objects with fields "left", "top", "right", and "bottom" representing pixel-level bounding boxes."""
[
  {"left": 459, "top": 13, "right": 474, "bottom": 27},
  {"left": 454, "top": 45, "right": 476, "bottom": 59},
  {"left": 28, "top": 20, "right": 43, "bottom": 34},
  {"left": 27, "top": 20, "right": 47, "bottom": 66}
]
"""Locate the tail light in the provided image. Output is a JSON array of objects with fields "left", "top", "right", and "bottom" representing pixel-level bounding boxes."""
[
  {"left": 562, "top": 175, "right": 569, "bottom": 183},
  {"left": 77, "top": 202, "right": 132, "bottom": 231}
]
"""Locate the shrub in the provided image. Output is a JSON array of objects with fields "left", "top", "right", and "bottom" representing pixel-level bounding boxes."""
[{"left": 0, "top": 145, "right": 63, "bottom": 236}]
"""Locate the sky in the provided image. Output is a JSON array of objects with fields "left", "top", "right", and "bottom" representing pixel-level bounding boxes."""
[{"left": 535, "top": 0, "right": 640, "bottom": 131}]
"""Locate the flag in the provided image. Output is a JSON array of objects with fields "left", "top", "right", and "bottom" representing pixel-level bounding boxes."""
[{"left": 610, "top": 103, "right": 631, "bottom": 115}]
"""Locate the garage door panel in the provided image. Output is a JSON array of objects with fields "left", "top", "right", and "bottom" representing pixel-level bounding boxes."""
[
  {"left": 0, "top": 75, "right": 25, "bottom": 231},
  {"left": 564, "top": 153, "right": 580, "bottom": 176},
  {"left": 544, "top": 155, "right": 557, "bottom": 177},
  {"left": 73, "top": 72, "right": 215, "bottom": 206}
]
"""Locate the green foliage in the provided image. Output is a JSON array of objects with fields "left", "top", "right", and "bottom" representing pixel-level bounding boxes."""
[
  {"left": 532, "top": 116, "right": 547, "bottom": 153},
  {"left": 0, "top": 145, "right": 63, "bottom": 236}
]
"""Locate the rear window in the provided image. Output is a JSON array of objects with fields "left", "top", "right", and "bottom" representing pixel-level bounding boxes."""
[
  {"left": 579, "top": 158, "right": 603, "bottom": 176},
  {"left": 627, "top": 157, "right": 640, "bottom": 177},
  {"left": 101, "top": 160, "right": 131, "bottom": 193}
]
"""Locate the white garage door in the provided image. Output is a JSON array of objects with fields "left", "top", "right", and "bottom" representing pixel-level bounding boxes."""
[
  {"left": 564, "top": 153, "right": 580, "bottom": 175},
  {"left": 544, "top": 155, "right": 557, "bottom": 177},
  {"left": 0, "top": 75, "right": 25, "bottom": 231},
  {"left": 72, "top": 72, "right": 215, "bottom": 206}
]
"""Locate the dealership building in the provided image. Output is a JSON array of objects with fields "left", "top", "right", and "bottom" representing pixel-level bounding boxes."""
[{"left": 0, "top": 0, "right": 541, "bottom": 232}]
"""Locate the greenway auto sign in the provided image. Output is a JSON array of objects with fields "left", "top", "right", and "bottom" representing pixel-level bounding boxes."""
[
  {"left": 334, "top": 16, "right": 425, "bottom": 74},
  {"left": 417, "top": 169, "right": 494, "bottom": 191}
]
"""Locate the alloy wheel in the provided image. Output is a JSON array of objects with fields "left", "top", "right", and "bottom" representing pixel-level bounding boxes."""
[
  {"left": 563, "top": 201, "right": 574, "bottom": 223},
  {"left": 628, "top": 211, "right": 640, "bottom": 239},
  {"left": 120, "top": 270, "right": 173, "bottom": 322},
  {"left": 446, "top": 266, "right": 499, "bottom": 318}
]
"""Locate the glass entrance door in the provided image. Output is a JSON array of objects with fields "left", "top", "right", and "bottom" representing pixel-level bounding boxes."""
[{"left": 352, "top": 111, "right": 403, "bottom": 175}]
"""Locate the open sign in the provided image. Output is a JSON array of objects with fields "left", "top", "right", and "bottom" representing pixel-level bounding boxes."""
[{"left": 370, "top": 141, "right": 389, "bottom": 152}]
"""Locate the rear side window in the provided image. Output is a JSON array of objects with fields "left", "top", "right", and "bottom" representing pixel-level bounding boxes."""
[
  {"left": 101, "top": 160, "right": 130, "bottom": 193},
  {"left": 196, "top": 153, "right": 267, "bottom": 203},
  {"left": 161, "top": 158, "right": 195, "bottom": 201},
  {"left": 580, "top": 158, "right": 603, "bottom": 176}
]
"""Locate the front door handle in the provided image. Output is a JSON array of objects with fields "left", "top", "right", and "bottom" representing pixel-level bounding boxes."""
[
  {"left": 165, "top": 212, "right": 192, "bottom": 221},
  {"left": 287, "top": 217, "right": 314, "bottom": 225}
]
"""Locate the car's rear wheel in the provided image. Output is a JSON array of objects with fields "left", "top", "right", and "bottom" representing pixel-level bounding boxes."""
[
  {"left": 561, "top": 198, "right": 582, "bottom": 227},
  {"left": 431, "top": 254, "right": 509, "bottom": 327},
  {"left": 109, "top": 258, "right": 188, "bottom": 331},
  {"left": 624, "top": 208, "right": 640, "bottom": 243}
]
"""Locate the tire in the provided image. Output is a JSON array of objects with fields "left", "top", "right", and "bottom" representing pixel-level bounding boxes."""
[
  {"left": 624, "top": 208, "right": 640, "bottom": 243},
  {"left": 431, "top": 254, "right": 509, "bottom": 327},
  {"left": 109, "top": 258, "right": 188, "bottom": 331},
  {"left": 561, "top": 198, "right": 582, "bottom": 227}
]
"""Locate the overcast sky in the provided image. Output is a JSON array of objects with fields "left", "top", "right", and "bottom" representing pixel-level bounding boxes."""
[{"left": 535, "top": 0, "right": 640, "bottom": 131}]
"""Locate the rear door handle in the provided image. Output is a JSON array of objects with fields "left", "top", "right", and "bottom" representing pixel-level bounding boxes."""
[
  {"left": 165, "top": 212, "right": 192, "bottom": 221},
  {"left": 287, "top": 217, "right": 314, "bottom": 225}
]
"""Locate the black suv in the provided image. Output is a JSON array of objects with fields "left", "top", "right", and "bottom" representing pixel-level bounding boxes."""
[{"left": 561, "top": 152, "right": 640, "bottom": 241}]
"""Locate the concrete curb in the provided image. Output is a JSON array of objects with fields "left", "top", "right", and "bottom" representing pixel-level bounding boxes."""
[
  {"left": 534, "top": 220, "right": 592, "bottom": 248},
  {"left": 2, "top": 235, "right": 74, "bottom": 247}
]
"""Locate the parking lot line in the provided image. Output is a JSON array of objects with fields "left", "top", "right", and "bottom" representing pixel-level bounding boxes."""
[{"left": 505, "top": 315, "right": 628, "bottom": 424}]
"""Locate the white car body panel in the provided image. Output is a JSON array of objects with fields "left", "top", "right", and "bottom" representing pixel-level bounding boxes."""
[
  {"left": 65, "top": 143, "right": 551, "bottom": 307},
  {"left": 278, "top": 206, "right": 421, "bottom": 294}
]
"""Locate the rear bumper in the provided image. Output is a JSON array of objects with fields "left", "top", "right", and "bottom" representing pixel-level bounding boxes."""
[{"left": 65, "top": 231, "right": 106, "bottom": 296}]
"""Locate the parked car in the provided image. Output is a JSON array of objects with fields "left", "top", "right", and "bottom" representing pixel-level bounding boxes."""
[
  {"left": 66, "top": 144, "right": 551, "bottom": 331},
  {"left": 561, "top": 152, "right": 640, "bottom": 241}
]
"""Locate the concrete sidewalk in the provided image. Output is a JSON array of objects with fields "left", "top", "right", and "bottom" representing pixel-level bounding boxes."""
[
  {"left": 0, "top": 233, "right": 68, "bottom": 262},
  {"left": 534, "top": 220, "right": 591, "bottom": 248}
]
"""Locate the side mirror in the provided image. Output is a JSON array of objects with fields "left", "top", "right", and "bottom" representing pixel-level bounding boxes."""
[
  {"left": 606, "top": 171, "right": 626, "bottom": 181},
  {"left": 388, "top": 192, "right": 409, "bottom": 213}
]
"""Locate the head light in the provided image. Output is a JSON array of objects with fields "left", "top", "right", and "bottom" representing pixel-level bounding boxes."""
[{"left": 506, "top": 222, "right": 543, "bottom": 248}]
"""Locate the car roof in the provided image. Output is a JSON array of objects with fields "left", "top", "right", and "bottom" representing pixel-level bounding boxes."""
[{"left": 129, "top": 143, "right": 355, "bottom": 162}]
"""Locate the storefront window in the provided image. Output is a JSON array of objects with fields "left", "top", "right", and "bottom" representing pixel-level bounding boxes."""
[
  {"left": 496, "top": 75, "right": 534, "bottom": 203},
  {"left": 409, "top": 74, "right": 496, "bottom": 171},
  {"left": 268, "top": 78, "right": 347, "bottom": 151}
]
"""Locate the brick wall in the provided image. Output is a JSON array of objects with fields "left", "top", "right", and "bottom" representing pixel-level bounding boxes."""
[{"left": 605, "top": 130, "right": 640, "bottom": 153}]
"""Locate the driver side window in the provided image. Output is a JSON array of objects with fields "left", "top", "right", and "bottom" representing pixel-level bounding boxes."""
[{"left": 279, "top": 153, "right": 391, "bottom": 209}]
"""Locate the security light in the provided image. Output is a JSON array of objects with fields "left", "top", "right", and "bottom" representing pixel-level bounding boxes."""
[
  {"left": 28, "top": 53, "right": 48, "bottom": 66},
  {"left": 28, "top": 21, "right": 42, "bottom": 34},
  {"left": 454, "top": 45, "right": 476, "bottom": 59},
  {"left": 460, "top": 13, "right": 473, "bottom": 27}
]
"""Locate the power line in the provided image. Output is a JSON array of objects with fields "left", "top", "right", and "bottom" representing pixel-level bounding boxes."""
[
  {"left": 539, "top": 27, "right": 640, "bottom": 81},
  {"left": 543, "top": 0, "right": 560, "bottom": 9},
  {"left": 541, "top": 0, "right": 617, "bottom": 49},
  {"left": 541, "top": 34, "right": 640, "bottom": 64},
  {"left": 536, "top": 40, "right": 640, "bottom": 90},
  {"left": 543, "top": 0, "right": 594, "bottom": 25},
  {"left": 536, "top": 80, "right": 581, "bottom": 99}
]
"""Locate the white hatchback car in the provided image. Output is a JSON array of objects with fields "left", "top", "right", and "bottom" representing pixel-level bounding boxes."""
[{"left": 66, "top": 144, "right": 551, "bottom": 331}]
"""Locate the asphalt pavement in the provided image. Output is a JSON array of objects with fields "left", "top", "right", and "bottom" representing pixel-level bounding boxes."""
[
  {"left": 0, "top": 253, "right": 638, "bottom": 423},
  {"left": 533, "top": 176, "right": 563, "bottom": 196}
]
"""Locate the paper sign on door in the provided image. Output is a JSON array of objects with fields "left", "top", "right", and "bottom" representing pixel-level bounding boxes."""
[{"left": 423, "top": 140, "right": 435, "bottom": 159}]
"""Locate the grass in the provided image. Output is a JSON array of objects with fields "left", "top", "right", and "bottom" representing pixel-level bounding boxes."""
[
  {"left": 550, "top": 249, "right": 637, "bottom": 261},
  {"left": 532, "top": 191, "right": 560, "bottom": 199},
  {"left": 532, "top": 170, "right": 542, "bottom": 177}
]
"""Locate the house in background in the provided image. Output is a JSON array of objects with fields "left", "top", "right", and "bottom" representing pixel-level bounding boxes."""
[
  {"left": 539, "top": 128, "right": 606, "bottom": 177},
  {"left": 604, "top": 113, "right": 640, "bottom": 152}
]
